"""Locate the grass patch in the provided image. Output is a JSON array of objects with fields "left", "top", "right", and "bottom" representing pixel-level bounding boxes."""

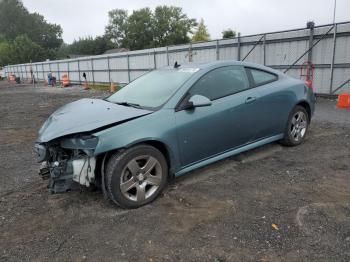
[
  {"left": 89, "top": 83, "right": 110, "bottom": 91},
  {"left": 87, "top": 83, "right": 126, "bottom": 91}
]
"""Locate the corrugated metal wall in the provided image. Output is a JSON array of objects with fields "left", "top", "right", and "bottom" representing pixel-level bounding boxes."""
[{"left": 4, "top": 22, "right": 350, "bottom": 94}]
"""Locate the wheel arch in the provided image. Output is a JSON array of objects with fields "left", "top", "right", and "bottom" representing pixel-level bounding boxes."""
[
  {"left": 296, "top": 100, "right": 311, "bottom": 122},
  {"left": 96, "top": 139, "right": 176, "bottom": 184}
]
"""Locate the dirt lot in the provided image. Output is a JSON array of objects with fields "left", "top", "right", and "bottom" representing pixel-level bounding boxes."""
[{"left": 0, "top": 81, "right": 349, "bottom": 262}]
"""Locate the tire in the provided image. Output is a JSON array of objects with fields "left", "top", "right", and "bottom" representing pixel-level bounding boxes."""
[
  {"left": 105, "top": 144, "right": 168, "bottom": 208},
  {"left": 280, "top": 105, "right": 309, "bottom": 146}
]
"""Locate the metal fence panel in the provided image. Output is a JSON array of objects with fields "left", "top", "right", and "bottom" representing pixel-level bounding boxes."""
[
  {"left": 313, "top": 68, "right": 331, "bottom": 94},
  {"left": 69, "top": 72, "right": 80, "bottom": 82},
  {"left": 109, "top": 56, "right": 127, "bottom": 70},
  {"left": 4, "top": 21, "right": 350, "bottom": 94},
  {"left": 266, "top": 40, "right": 309, "bottom": 65},
  {"left": 312, "top": 37, "right": 334, "bottom": 64},
  {"left": 94, "top": 71, "right": 109, "bottom": 82},
  {"left": 155, "top": 53, "right": 168, "bottom": 67},
  {"left": 332, "top": 68, "right": 350, "bottom": 93},
  {"left": 110, "top": 71, "right": 128, "bottom": 84},
  {"left": 129, "top": 54, "right": 154, "bottom": 69},
  {"left": 334, "top": 36, "right": 350, "bottom": 63}
]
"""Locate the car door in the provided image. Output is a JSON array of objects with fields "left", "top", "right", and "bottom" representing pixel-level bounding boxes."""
[
  {"left": 245, "top": 67, "right": 290, "bottom": 139},
  {"left": 175, "top": 66, "right": 260, "bottom": 167}
]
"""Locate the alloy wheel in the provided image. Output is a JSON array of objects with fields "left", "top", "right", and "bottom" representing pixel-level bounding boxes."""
[
  {"left": 119, "top": 155, "right": 163, "bottom": 202},
  {"left": 290, "top": 111, "right": 308, "bottom": 142}
]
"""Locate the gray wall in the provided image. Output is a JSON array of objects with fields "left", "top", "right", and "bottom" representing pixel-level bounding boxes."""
[{"left": 4, "top": 22, "right": 350, "bottom": 94}]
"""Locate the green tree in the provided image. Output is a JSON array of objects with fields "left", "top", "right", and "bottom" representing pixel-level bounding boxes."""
[
  {"left": 28, "top": 13, "right": 63, "bottom": 49},
  {"left": 0, "top": 0, "right": 63, "bottom": 49},
  {"left": 0, "top": 41, "right": 11, "bottom": 66},
  {"left": 123, "top": 8, "right": 154, "bottom": 50},
  {"left": 105, "top": 9, "right": 128, "bottom": 47},
  {"left": 59, "top": 36, "right": 115, "bottom": 57},
  {"left": 56, "top": 43, "right": 71, "bottom": 59},
  {"left": 192, "top": 18, "right": 210, "bottom": 42},
  {"left": 222, "top": 29, "right": 236, "bottom": 39},
  {"left": 5, "top": 35, "right": 48, "bottom": 65},
  {"left": 152, "top": 6, "right": 197, "bottom": 47},
  {"left": 0, "top": 0, "right": 63, "bottom": 65},
  {"left": 105, "top": 6, "right": 197, "bottom": 50},
  {"left": 93, "top": 36, "right": 116, "bottom": 54}
]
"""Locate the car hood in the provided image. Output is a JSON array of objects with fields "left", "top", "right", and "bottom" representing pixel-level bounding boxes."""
[{"left": 37, "top": 98, "right": 152, "bottom": 142}]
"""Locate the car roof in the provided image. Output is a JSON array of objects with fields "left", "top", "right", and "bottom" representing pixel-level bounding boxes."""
[{"left": 162, "top": 60, "right": 285, "bottom": 76}]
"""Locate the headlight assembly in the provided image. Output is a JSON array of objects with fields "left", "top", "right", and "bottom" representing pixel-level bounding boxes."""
[{"left": 60, "top": 135, "right": 99, "bottom": 150}]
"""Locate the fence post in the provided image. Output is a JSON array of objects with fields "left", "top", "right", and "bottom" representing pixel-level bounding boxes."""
[
  {"left": 263, "top": 34, "right": 266, "bottom": 65},
  {"left": 237, "top": 32, "right": 241, "bottom": 61},
  {"left": 166, "top": 46, "right": 169, "bottom": 66},
  {"left": 67, "top": 61, "right": 70, "bottom": 79},
  {"left": 91, "top": 58, "right": 95, "bottom": 86},
  {"left": 329, "top": 23, "right": 337, "bottom": 94},
  {"left": 35, "top": 64, "right": 38, "bottom": 81},
  {"left": 307, "top": 22, "right": 315, "bottom": 63},
  {"left": 77, "top": 59, "right": 81, "bottom": 85},
  {"left": 48, "top": 63, "right": 52, "bottom": 77},
  {"left": 127, "top": 54, "right": 131, "bottom": 83},
  {"left": 20, "top": 65, "right": 24, "bottom": 80},
  {"left": 216, "top": 40, "right": 220, "bottom": 60},
  {"left": 307, "top": 22, "right": 315, "bottom": 86},
  {"left": 153, "top": 49, "right": 157, "bottom": 69},
  {"left": 57, "top": 62, "right": 61, "bottom": 83},
  {"left": 42, "top": 63, "right": 45, "bottom": 81},
  {"left": 188, "top": 43, "right": 193, "bottom": 62},
  {"left": 107, "top": 56, "right": 111, "bottom": 84}
]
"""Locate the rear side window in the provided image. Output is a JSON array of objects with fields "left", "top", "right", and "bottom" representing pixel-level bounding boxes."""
[
  {"left": 189, "top": 66, "right": 249, "bottom": 100},
  {"left": 249, "top": 68, "right": 277, "bottom": 86}
]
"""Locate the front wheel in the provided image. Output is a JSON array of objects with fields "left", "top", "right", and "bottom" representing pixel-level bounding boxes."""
[
  {"left": 280, "top": 105, "right": 309, "bottom": 146},
  {"left": 105, "top": 145, "right": 168, "bottom": 208}
]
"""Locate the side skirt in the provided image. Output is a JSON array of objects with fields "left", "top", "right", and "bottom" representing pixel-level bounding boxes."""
[{"left": 175, "top": 134, "right": 283, "bottom": 177}]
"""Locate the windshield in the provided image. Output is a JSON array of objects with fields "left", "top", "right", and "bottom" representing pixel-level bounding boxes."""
[{"left": 106, "top": 68, "right": 198, "bottom": 108}]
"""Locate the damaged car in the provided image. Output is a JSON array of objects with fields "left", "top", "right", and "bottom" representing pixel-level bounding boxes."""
[{"left": 34, "top": 61, "right": 315, "bottom": 208}]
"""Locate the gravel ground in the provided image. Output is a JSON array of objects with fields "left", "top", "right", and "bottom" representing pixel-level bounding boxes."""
[{"left": 0, "top": 81, "right": 349, "bottom": 262}]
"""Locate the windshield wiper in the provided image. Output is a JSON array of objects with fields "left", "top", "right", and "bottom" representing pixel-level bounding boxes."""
[{"left": 115, "top": 101, "right": 142, "bottom": 108}]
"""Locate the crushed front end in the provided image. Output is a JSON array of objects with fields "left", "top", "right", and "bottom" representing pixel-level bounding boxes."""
[{"left": 34, "top": 135, "right": 98, "bottom": 193}]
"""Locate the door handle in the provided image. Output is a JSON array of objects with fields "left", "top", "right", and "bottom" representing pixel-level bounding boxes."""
[{"left": 245, "top": 96, "right": 256, "bottom": 104}]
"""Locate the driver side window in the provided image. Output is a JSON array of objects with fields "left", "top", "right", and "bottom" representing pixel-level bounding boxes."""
[{"left": 189, "top": 66, "right": 249, "bottom": 100}]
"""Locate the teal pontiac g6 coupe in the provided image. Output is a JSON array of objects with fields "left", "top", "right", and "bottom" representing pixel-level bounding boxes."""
[{"left": 34, "top": 61, "right": 316, "bottom": 208}]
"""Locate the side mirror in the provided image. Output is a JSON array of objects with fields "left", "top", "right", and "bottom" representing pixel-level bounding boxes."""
[{"left": 184, "top": 95, "right": 211, "bottom": 110}]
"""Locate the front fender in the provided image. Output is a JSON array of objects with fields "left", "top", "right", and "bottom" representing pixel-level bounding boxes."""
[{"left": 93, "top": 109, "right": 181, "bottom": 171}]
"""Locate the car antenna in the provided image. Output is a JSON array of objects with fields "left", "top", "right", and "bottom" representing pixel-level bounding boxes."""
[{"left": 174, "top": 61, "right": 180, "bottom": 68}]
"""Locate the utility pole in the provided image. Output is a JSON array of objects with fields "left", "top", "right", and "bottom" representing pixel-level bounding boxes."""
[{"left": 333, "top": 0, "right": 337, "bottom": 24}]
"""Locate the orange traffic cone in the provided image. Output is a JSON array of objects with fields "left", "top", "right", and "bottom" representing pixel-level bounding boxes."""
[
  {"left": 110, "top": 82, "right": 116, "bottom": 93},
  {"left": 83, "top": 80, "right": 89, "bottom": 90},
  {"left": 9, "top": 75, "right": 15, "bottom": 84},
  {"left": 61, "top": 74, "right": 70, "bottom": 87},
  {"left": 337, "top": 93, "right": 350, "bottom": 109}
]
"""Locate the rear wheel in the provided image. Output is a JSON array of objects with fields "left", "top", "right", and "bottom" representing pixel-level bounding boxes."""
[
  {"left": 280, "top": 105, "right": 309, "bottom": 146},
  {"left": 105, "top": 145, "right": 168, "bottom": 208}
]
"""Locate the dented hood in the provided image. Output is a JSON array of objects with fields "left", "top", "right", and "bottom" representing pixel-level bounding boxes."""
[{"left": 37, "top": 98, "right": 152, "bottom": 142}]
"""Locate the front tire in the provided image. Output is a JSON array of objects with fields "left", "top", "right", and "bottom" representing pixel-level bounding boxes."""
[
  {"left": 280, "top": 105, "right": 309, "bottom": 146},
  {"left": 105, "top": 145, "right": 168, "bottom": 208}
]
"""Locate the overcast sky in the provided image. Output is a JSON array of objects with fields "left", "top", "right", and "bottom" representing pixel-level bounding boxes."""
[{"left": 22, "top": 0, "right": 349, "bottom": 44}]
